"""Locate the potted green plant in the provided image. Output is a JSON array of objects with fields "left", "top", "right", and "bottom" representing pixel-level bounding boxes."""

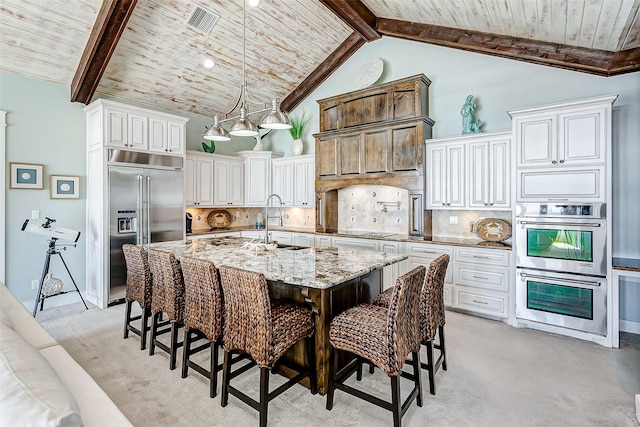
[{"left": 288, "top": 110, "right": 310, "bottom": 156}]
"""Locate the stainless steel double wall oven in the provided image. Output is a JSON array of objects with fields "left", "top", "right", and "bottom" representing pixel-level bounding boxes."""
[{"left": 515, "top": 203, "right": 607, "bottom": 335}]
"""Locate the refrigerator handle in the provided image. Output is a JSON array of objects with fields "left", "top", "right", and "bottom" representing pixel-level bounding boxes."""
[
  {"left": 145, "top": 176, "right": 151, "bottom": 244},
  {"left": 136, "top": 175, "right": 144, "bottom": 245}
]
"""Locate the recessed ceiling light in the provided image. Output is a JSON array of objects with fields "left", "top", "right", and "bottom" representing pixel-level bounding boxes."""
[
  {"left": 248, "top": 0, "right": 260, "bottom": 7},
  {"left": 202, "top": 58, "right": 215, "bottom": 69}
]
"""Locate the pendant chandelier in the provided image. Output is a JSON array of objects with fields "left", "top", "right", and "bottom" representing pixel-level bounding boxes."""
[{"left": 203, "top": 0, "right": 291, "bottom": 142}]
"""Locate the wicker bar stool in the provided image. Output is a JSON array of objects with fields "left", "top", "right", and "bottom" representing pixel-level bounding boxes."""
[
  {"left": 180, "top": 257, "right": 224, "bottom": 398},
  {"left": 373, "top": 254, "right": 450, "bottom": 395},
  {"left": 148, "top": 248, "right": 184, "bottom": 370},
  {"left": 122, "top": 244, "right": 152, "bottom": 350},
  {"left": 326, "top": 266, "right": 425, "bottom": 427},
  {"left": 218, "top": 266, "right": 316, "bottom": 427}
]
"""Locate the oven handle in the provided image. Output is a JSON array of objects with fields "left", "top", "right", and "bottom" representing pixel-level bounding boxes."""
[
  {"left": 517, "top": 220, "right": 602, "bottom": 228},
  {"left": 519, "top": 272, "right": 602, "bottom": 287}
]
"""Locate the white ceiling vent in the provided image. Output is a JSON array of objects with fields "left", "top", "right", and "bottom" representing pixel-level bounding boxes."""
[{"left": 186, "top": 5, "right": 220, "bottom": 35}]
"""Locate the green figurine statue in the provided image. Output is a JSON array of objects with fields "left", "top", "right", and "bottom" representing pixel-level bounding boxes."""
[
  {"left": 202, "top": 140, "right": 215, "bottom": 153},
  {"left": 461, "top": 94, "right": 482, "bottom": 134}
]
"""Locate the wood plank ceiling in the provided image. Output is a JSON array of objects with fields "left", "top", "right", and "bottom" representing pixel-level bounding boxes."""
[{"left": 1, "top": 0, "right": 638, "bottom": 121}]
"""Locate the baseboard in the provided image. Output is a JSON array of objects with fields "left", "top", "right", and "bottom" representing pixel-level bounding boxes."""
[{"left": 620, "top": 319, "right": 640, "bottom": 335}]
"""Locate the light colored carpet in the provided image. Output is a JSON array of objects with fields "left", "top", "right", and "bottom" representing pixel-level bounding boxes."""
[{"left": 38, "top": 303, "right": 639, "bottom": 427}]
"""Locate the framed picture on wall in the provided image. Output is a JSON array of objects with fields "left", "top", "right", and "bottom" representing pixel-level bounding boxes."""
[
  {"left": 50, "top": 175, "right": 80, "bottom": 199},
  {"left": 9, "top": 162, "right": 44, "bottom": 189}
]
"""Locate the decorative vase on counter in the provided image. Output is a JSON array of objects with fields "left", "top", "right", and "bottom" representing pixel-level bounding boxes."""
[{"left": 291, "top": 138, "right": 303, "bottom": 156}]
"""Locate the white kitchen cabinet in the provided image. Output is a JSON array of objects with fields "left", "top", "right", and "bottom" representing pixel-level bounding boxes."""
[
  {"left": 294, "top": 156, "right": 315, "bottom": 207},
  {"left": 406, "top": 243, "right": 453, "bottom": 306},
  {"left": 315, "top": 235, "right": 332, "bottom": 248},
  {"left": 270, "top": 231, "right": 292, "bottom": 244},
  {"left": 426, "top": 142, "right": 465, "bottom": 209},
  {"left": 379, "top": 240, "right": 409, "bottom": 290},
  {"left": 213, "top": 155, "right": 244, "bottom": 207},
  {"left": 292, "top": 233, "right": 315, "bottom": 247},
  {"left": 148, "top": 118, "right": 186, "bottom": 155},
  {"left": 331, "top": 236, "right": 379, "bottom": 252},
  {"left": 238, "top": 151, "right": 283, "bottom": 207},
  {"left": 191, "top": 231, "right": 241, "bottom": 239},
  {"left": 240, "top": 230, "right": 265, "bottom": 241},
  {"left": 468, "top": 132, "right": 511, "bottom": 209},
  {"left": 272, "top": 159, "right": 294, "bottom": 206},
  {"left": 272, "top": 155, "right": 315, "bottom": 207},
  {"left": 510, "top": 95, "right": 615, "bottom": 202},
  {"left": 185, "top": 151, "right": 214, "bottom": 206},
  {"left": 85, "top": 99, "right": 187, "bottom": 154},
  {"left": 452, "top": 246, "right": 511, "bottom": 318}
]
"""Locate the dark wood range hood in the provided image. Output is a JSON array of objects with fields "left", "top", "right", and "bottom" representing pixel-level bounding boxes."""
[{"left": 313, "top": 74, "right": 434, "bottom": 236}]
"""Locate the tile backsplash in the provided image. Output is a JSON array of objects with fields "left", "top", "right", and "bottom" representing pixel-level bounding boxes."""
[
  {"left": 432, "top": 210, "right": 513, "bottom": 242},
  {"left": 186, "top": 207, "right": 315, "bottom": 231},
  {"left": 337, "top": 185, "right": 408, "bottom": 234}
]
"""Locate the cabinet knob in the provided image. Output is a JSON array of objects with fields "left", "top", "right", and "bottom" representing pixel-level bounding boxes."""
[
  {"left": 551, "top": 160, "right": 557, "bottom": 164},
  {"left": 559, "top": 159, "right": 564, "bottom": 164},
  {"left": 442, "top": 203, "right": 446, "bottom": 206},
  {"left": 489, "top": 203, "right": 494, "bottom": 206}
]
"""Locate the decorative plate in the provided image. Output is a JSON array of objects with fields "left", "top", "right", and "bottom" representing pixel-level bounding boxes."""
[
  {"left": 207, "top": 210, "right": 232, "bottom": 229},
  {"left": 354, "top": 58, "right": 384, "bottom": 89},
  {"left": 473, "top": 218, "right": 512, "bottom": 242}
]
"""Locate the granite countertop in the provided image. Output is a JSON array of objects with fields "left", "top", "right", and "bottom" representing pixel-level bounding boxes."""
[
  {"left": 144, "top": 237, "right": 406, "bottom": 290},
  {"left": 612, "top": 257, "right": 640, "bottom": 273},
  {"left": 187, "top": 227, "right": 512, "bottom": 250}
]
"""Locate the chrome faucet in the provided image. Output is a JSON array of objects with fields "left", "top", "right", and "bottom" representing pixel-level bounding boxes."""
[{"left": 264, "top": 194, "right": 283, "bottom": 244}]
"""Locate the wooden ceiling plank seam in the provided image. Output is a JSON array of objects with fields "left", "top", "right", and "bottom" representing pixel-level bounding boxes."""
[
  {"left": 281, "top": 31, "right": 365, "bottom": 112},
  {"left": 579, "top": 0, "right": 604, "bottom": 49},
  {"left": 319, "top": 0, "right": 380, "bottom": 41},
  {"left": 460, "top": 0, "right": 492, "bottom": 33},
  {"left": 71, "top": 0, "right": 138, "bottom": 104},
  {"left": 565, "top": 0, "right": 585, "bottom": 46},
  {"left": 549, "top": 0, "right": 568, "bottom": 45},
  {"left": 0, "top": 3, "right": 96, "bottom": 35},
  {"left": 592, "top": 0, "right": 624, "bottom": 50},
  {"left": 0, "top": 12, "right": 94, "bottom": 52},
  {"left": 0, "top": 31, "right": 80, "bottom": 68},
  {"left": 537, "top": 0, "right": 554, "bottom": 44},
  {"left": 294, "top": 1, "right": 354, "bottom": 40},
  {"left": 441, "top": 0, "right": 473, "bottom": 29},
  {"left": 520, "top": 0, "right": 539, "bottom": 40},
  {"left": 375, "top": 17, "right": 639, "bottom": 76},
  {"left": 5, "top": 0, "right": 101, "bottom": 29},
  {"left": 473, "top": 0, "right": 503, "bottom": 33},
  {"left": 618, "top": 0, "right": 640, "bottom": 49}
]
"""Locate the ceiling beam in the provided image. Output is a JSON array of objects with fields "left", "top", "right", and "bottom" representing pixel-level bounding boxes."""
[
  {"left": 281, "top": 32, "right": 366, "bottom": 113},
  {"left": 70, "top": 0, "right": 137, "bottom": 104},
  {"left": 376, "top": 18, "right": 640, "bottom": 77},
  {"left": 319, "top": 0, "right": 380, "bottom": 41}
]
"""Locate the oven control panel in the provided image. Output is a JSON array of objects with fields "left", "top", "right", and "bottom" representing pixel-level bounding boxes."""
[{"left": 516, "top": 203, "right": 605, "bottom": 218}]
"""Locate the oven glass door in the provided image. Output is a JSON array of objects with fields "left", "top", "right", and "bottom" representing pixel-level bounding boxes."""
[
  {"left": 515, "top": 218, "right": 606, "bottom": 276},
  {"left": 527, "top": 280, "right": 592, "bottom": 320},
  {"left": 516, "top": 269, "right": 606, "bottom": 335},
  {"left": 526, "top": 228, "right": 593, "bottom": 262}
]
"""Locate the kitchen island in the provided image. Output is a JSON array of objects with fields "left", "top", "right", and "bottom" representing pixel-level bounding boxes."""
[{"left": 144, "top": 236, "right": 407, "bottom": 394}]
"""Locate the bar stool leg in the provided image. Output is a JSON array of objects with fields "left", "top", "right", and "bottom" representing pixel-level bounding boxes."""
[
  {"left": 182, "top": 329, "right": 192, "bottom": 378},
  {"left": 391, "top": 375, "right": 401, "bottom": 427},
  {"left": 210, "top": 342, "right": 219, "bottom": 398},
  {"left": 259, "top": 367, "right": 270, "bottom": 427},
  {"left": 169, "top": 322, "right": 179, "bottom": 370},
  {"left": 412, "top": 350, "right": 423, "bottom": 407},
  {"left": 124, "top": 301, "right": 132, "bottom": 339},
  {"left": 325, "top": 346, "right": 337, "bottom": 410},
  {"left": 149, "top": 312, "right": 160, "bottom": 356},
  {"left": 221, "top": 350, "right": 231, "bottom": 407},
  {"left": 439, "top": 326, "right": 447, "bottom": 371},
  {"left": 140, "top": 307, "right": 150, "bottom": 351}
]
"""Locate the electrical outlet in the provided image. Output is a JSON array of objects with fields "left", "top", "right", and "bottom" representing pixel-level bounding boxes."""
[
  {"left": 235, "top": 212, "right": 240, "bottom": 218},
  {"left": 449, "top": 215, "right": 458, "bottom": 225},
  {"left": 31, "top": 280, "right": 39, "bottom": 290},
  {"left": 31, "top": 210, "right": 40, "bottom": 219}
]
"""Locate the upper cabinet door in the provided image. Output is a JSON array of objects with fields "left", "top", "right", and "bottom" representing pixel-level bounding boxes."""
[
  {"left": 167, "top": 121, "right": 185, "bottom": 155},
  {"left": 244, "top": 155, "right": 270, "bottom": 206},
  {"left": 127, "top": 113, "right": 148, "bottom": 150},
  {"left": 106, "top": 109, "right": 128, "bottom": 148},
  {"left": 558, "top": 108, "right": 606, "bottom": 166},
  {"left": 148, "top": 118, "right": 168, "bottom": 153},
  {"left": 515, "top": 115, "right": 555, "bottom": 168}
]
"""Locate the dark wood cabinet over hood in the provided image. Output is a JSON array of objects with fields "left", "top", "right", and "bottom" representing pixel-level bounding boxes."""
[{"left": 314, "top": 74, "right": 434, "bottom": 236}]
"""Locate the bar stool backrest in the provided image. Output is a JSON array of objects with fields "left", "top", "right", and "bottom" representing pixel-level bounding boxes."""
[
  {"left": 181, "top": 257, "right": 223, "bottom": 342},
  {"left": 420, "top": 254, "right": 450, "bottom": 343},
  {"left": 122, "top": 244, "right": 152, "bottom": 308},
  {"left": 148, "top": 248, "right": 184, "bottom": 323}
]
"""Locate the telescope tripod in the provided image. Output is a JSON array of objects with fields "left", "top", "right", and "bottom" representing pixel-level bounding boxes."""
[{"left": 32, "top": 238, "right": 88, "bottom": 317}]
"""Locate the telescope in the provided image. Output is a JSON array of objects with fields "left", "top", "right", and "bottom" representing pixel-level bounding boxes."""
[{"left": 21, "top": 217, "right": 81, "bottom": 243}]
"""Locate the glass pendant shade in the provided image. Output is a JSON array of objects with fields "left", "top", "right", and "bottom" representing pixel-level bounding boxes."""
[
  {"left": 203, "top": 115, "right": 230, "bottom": 141},
  {"left": 260, "top": 98, "right": 292, "bottom": 129}
]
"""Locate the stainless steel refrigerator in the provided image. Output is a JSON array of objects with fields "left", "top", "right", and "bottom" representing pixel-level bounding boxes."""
[{"left": 108, "top": 151, "right": 184, "bottom": 304}]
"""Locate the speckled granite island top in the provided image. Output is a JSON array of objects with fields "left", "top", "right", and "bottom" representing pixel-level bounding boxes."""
[{"left": 144, "top": 237, "right": 407, "bottom": 290}]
